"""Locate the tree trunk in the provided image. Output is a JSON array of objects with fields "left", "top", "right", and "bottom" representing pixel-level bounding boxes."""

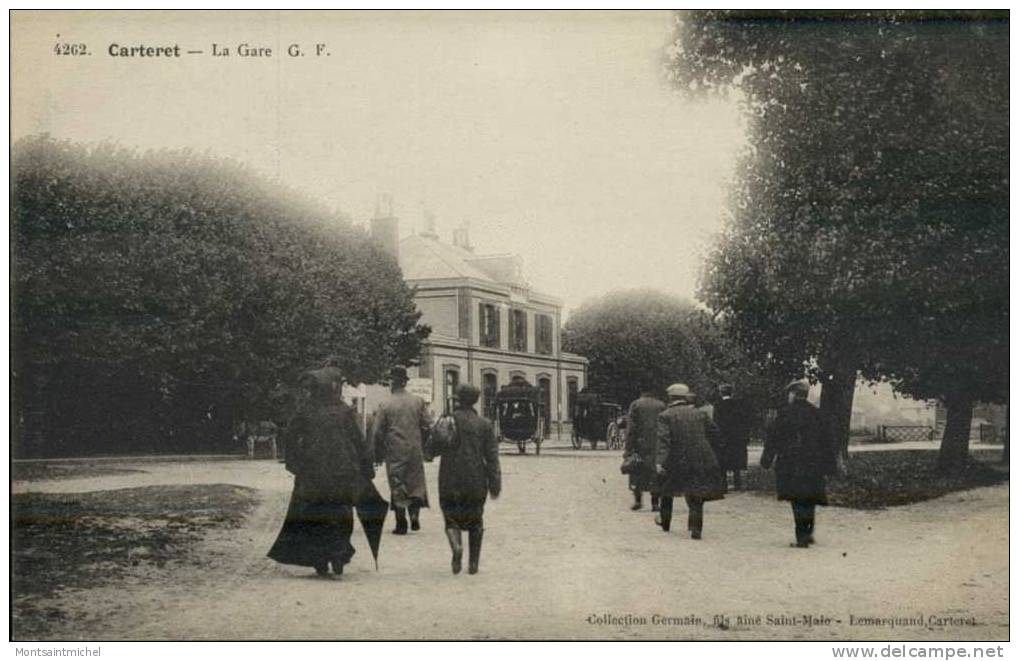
[
  {"left": 938, "top": 393, "right": 974, "bottom": 474},
  {"left": 1002, "top": 405, "right": 1009, "bottom": 465},
  {"left": 819, "top": 366, "right": 856, "bottom": 460}
]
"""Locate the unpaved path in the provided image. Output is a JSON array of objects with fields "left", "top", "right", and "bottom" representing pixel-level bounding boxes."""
[{"left": 14, "top": 452, "right": 1008, "bottom": 640}]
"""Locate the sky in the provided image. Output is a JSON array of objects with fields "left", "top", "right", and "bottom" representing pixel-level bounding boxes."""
[{"left": 12, "top": 10, "right": 747, "bottom": 314}]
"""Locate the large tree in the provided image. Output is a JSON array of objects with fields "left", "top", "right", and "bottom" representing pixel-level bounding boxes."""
[
  {"left": 882, "top": 250, "right": 1008, "bottom": 470},
  {"left": 12, "top": 135, "right": 430, "bottom": 457},
  {"left": 669, "top": 11, "right": 1008, "bottom": 469}
]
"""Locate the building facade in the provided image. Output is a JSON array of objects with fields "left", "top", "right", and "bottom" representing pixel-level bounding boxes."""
[{"left": 367, "top": 199, "right": 587, "bottom": 435}]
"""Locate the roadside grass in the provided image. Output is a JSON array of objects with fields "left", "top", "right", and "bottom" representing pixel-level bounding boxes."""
[
  {"left": 13, "top": 483, "right": 258, "bottom": 637},
  {"left": 743, "top": 449, "right": 1008, "bottom": 509},
  {"left": 13, "top": 462, "right": 147, "bottom": 482}
]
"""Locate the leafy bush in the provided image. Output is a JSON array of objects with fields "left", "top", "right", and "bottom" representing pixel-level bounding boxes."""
[{"left": 745, "top": 450, "right": 1006, "bottom": 509}]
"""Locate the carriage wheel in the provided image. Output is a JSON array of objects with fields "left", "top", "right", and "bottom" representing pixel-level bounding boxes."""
[{"left": 607, "top": 422, "right": 622, "bottom": 450}]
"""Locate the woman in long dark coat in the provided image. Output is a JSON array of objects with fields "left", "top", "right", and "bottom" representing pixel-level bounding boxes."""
[
  {"left": 434, "top": 383, "right": 501, "bottom": 575},
  {"left": 761, "top": 380, "right": 837, "bottom": 548},
  {"left": 268, "top": 370, "right": 375, "bottom": 576},
  {"left": 655, "top": 384, "right": 725, "bottom": 539}
]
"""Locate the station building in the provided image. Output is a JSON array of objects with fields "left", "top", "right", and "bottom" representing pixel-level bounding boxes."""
[{"left": 364, "top": 197, "right": 588, "bottom": 435}]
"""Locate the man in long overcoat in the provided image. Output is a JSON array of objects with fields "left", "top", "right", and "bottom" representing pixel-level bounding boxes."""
[
  {"left": 432, "top": 383, "right": 502, "bottom": 575},
  {"left": 267, "top": 369, "right": 375, "bottom": 576},
  {"left": 372, "top": 366, "right": 432, "bottom": 535},
  {"left": 624, "top": 388, "right": 666, "bottom": 511},
  {"left": 761, "top": 380, "right": 837, "bottom": 548},
  {"left": 655, "top": 383, "right": 725, "bottom": 539},
  {"left": 713, "top": 384, "right": 753, "bottom": 491}
]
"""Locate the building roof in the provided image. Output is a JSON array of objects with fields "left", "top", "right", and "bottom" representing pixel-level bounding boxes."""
[
  {"left": 398, "top": 234, "right": 513, "bottom": 284},
  {"left": 398, "top": 232, "right": 565, "bottom": 306}
]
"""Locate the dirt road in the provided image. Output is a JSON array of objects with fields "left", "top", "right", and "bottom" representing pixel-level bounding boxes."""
[{"left": 14, "top": 451, "right": 1008, "bottom": 640}]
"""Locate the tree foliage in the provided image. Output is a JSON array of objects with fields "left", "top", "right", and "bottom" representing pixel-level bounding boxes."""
[
  {"left": 668, "top": 11, "right": 1008, "bottom": 467},
  {"left": 12, "top": 135, "right": 429, "bottom": 457},
  {"left": 562, "top": 289, "right": 782, "bottom": 420}
]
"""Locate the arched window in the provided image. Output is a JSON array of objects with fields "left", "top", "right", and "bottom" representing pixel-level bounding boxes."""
[
  {"left": 481, "top": 370, "right": 498, "bottom": 419},
  {"left": 443, "top": 367, "right": 460, "bottom": 414},
  {"left": 567, "top": 378, "right": 579, "bottom": 421},
  {"left": 537, "top": 375, "right": 552, "bottom": 438}
]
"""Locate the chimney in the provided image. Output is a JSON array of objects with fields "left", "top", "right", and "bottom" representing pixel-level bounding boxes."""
[
  {"left": 420, "top": 209, "right": 439, "bottom": 240},
  {"left": 370, "top": 193, "right": 399, "bottom": 261},
  {"left": 452, "top": 220, "right": 473, "bottom": 252}
]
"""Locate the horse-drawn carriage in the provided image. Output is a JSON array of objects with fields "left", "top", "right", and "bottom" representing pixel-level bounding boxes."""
[
  {"left": 571, "top": 391, "right": 624, "bottom": 450},
  {"left": 495, "top": 377, "right": 545, "bottom": 455}
]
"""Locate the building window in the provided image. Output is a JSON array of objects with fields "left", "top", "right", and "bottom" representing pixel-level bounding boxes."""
[
  {"left": 537, "top": 376, "right": 552, "bottom": 438},
  {"left": 509, "top": 309, "right": 528, "bottom": 353},
  {"left": 479, "top": 302, "right": 500, "bottom": 348},
  {"left": 535, "top": 314, "right": 554, "bottom": 355},
  {"left": 567, "top": 378, "right": 579, "bottom": 422},
  {"left": 444, "top": 368, "right": 460, "bottom": 414},
  {"left": 482, "top": 371, "right": 498, "bottom": 420}
]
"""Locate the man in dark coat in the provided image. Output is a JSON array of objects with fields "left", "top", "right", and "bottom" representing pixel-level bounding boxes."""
[
  {"left": 372, "top": 366, "right": 432, "bottom": 535},
  {"left": 761, "top": 380, "right": 837, "bottom": 548},
  {"left": 431, "top": 383, "right": 502, "bottom": 575},
  {"left": 713, "top": 383, "right": 753, "bottom": 491},
  {"left": 655, "top": 383, "right": 725, "bottom": 539},
  {"left": 624, "top": 388, "right": 666, "bottom": 511},
  {"left": 267, "top": 369, "right": 375, "bottom": 576}
]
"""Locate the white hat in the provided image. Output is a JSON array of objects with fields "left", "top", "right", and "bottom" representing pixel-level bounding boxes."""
[{"left": 666, "top": 383, "right": 691, "bottom": 399}]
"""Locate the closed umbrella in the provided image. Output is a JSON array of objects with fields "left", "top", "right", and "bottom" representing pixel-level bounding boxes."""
[{"left": 355, "top": 481, "right": 388, "bottom": 570}]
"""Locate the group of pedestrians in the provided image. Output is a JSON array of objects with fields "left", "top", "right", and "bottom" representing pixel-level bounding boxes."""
[
  {"left": 623, "top": 379, "right": 837, "bottom": 548},
  {"left": 264, "top": 362, "right": 835, "bottom": 581},
  {"left": 267, "top": 365, "right": 501, "bottom": 578}
]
